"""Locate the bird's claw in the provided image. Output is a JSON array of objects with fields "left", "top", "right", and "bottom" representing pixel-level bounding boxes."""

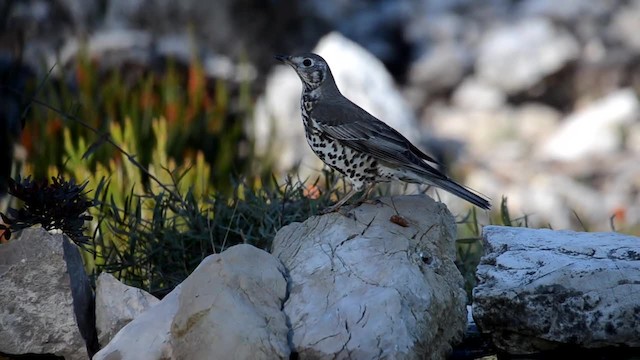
[{"left": 319, "top": 204, "right": 356, "bottom": 219}]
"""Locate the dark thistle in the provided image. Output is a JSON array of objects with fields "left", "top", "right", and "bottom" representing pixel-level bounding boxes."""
[{"left": 0, "top": 175, "right": 94, "bottom": 245}]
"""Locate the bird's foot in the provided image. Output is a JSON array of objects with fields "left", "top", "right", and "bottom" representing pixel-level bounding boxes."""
[
  {"left": 360, "top": 198, "right": 382, "bottom": 206},
  {"left": 319, "top": 198, "right": 380, "bottom": 215},
  {"left": 318, "top": 206, "right": 336, "bottom": 215},
  {"left": 319, "top": 203, "right": 356, "bottom": 219}
]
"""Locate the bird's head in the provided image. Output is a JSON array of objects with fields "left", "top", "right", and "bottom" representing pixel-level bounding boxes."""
[{"left": 275, "top": 53, "right": 333, "bottom": 91}]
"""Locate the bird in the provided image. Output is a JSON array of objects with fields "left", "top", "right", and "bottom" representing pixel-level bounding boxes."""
[{"left": 275, "top": 53, "right": 490, "bottom": 212}]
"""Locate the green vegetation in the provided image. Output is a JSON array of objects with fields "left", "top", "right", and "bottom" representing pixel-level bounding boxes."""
[
  {"left": 24, "top": 53, "right": 251, "bottom": 192},
  {"left": 8, "top": 53, "right": 265, "bottom": 294},
  {"left": 91, "top": 173, "right": 338, "bottom": 297}
]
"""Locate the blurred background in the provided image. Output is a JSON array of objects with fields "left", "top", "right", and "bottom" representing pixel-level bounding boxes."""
[{"left": 1, "top": 0, "right": 639, "bottom": 234}]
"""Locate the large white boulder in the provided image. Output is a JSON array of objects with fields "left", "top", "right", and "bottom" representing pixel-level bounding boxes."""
[
  {"left": 541, "top": 88, "right": 640, "bottom": 161},
  {"left": 272, "top": 195, "right": 467, "bottom": 359},
  {"left": 476, "top": 18, "right": 579, "bottom": 94},
  {"left": 170, "top": 244, "right": 290, "bottom": 359}
]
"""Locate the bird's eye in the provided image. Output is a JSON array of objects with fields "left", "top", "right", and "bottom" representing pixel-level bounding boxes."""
[{"left": 303, "top": 58, "right": 313, "bottom": 67}]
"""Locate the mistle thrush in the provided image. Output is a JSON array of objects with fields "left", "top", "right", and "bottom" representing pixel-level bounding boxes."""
[{"left": 276, "top": 53, "right": 490, "bottom": 212}]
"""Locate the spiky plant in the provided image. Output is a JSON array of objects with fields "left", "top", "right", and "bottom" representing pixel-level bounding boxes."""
[{"left": 0, "top": 175, "right": 93, "bottom": 245}]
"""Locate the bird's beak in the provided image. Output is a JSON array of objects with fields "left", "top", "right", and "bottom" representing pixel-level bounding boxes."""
[{"left": 275, "top": 54, "right": 291, "bottom": 64}]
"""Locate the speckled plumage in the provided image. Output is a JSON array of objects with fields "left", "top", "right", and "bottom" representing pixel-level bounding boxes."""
[{"left": 276, "top": 53, "right": 490, "bottom": 211}]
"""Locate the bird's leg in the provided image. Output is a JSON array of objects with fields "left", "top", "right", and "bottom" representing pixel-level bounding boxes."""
[
  {"left": 360, "top": 183, "right": 380, "bottom": 205},
  {"left": 348, "top": 183, "right": 380, "bottom": 206},
  {"left": 320, "top": 187, "right": 360, "bottom": 214}
]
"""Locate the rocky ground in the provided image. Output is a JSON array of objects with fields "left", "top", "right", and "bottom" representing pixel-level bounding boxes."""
[
  {"left": 2, "top": 0, "right": 639, "bottom": 231},
  {"left": 4, "top": 205, "right": 638, "bottom": 359}
]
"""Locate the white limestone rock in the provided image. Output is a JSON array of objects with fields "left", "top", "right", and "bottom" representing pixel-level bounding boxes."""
[
  {"left": 541, "top": 88, "right": 640, "bottom": 161},
  {"left": 171, "top": 244, "right": 290, "bottom": 359},
  {"left": 95, "top": 272, "right": 160, "bottom": 347},
  {"left": 427, "top": 103, "right": 560, "bottom": 160},
  {"left": 476, "top": 18, "right": 579, "bottom": 94},
  {"left": 473, "top": 226, "right": 640, "bottom": 354},
  {"left": 93, "top": 244, "right": 289, "bottom": 360},
  {"left": 408, "top": 42, "right": 470, "bottom": 97},
  {"left": 452, "top": 77, "right": 506, "bottom": 111},
  {"left": 518, "top": 0, "right": 610, "bottom": 22},
  {"left": 0, "top": 228, "right": 90, "bottom": 360},
  {"left": 58, "top": 29, "right": 152, "bottom": 71},
  {"left": 272, "top": 195, "right": 467, "bottom": 359},
  {"left": 93, "top": 281, "right": 181, "bottom": 360},
  {"left": 608, "top": 0, "right": 640, "bottom": 54}
]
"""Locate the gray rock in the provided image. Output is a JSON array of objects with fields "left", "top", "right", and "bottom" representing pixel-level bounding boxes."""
[
  {"left": 93, "top": 244, "right": 290, "bottom": 360},
  {"left": 608, "top": 0, "right": 640, "bottom": 54},
  {"left": 0, "top": 228, "right": 90, "bottom": 360},
  {"left": 408, "top": 43, "right": 470, "bottom": 98},
  {"left": 432, "top": 101, "right": 560, "bottom": 156},
  {"left": 473, "top": 226, "right": 640, "bottom": 354},
  {"left": 272, "top": 195, "right": 467, "bottom": 359},
  {"left": 58, "top": 29, "right": 152, "bottom": 70},
  {"left": 94, "top": 284, "right": 180, "bottom": 360},
  {"left": 452, "top": 77, "right": 506, "bottom": 110},
  {"left": 426, "top": 105, "right": 515, "bottom": 156},
  {"left": 63, "top": 234, "right": 99, "bottom": 357},
  {"left": 155, "top": 32, "right": 194, "bottom": 64},
  {"left": 518, "top": 0, "right": 610, "bottom": 22},
  {"left": 476, "top": 18, "right": 579, "bottom": 93},
  {"left": 103, "top": 0, "right": 146, "bottom": 29},
  {"left": 253, "top": 32, "right": 420, "bottom": 178},
  {"left": 95, "top": 272, "right": 160, "bottom": 347},
  {"left": 513, "top": 103, "right": 561, "bottom": 145},
  {"left": 405, "top": 12, "right": 466, "bottom": 46},
  {"left": 628, "top": 121, "right": 640, "bottom": 153},
  {"left": 540, "top": 88, "right": 639, "bottom": 161}
]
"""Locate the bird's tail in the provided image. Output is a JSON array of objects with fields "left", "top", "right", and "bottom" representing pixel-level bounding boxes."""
[{"left": 429, "top": 177, "right": 491, "bottom": 210}]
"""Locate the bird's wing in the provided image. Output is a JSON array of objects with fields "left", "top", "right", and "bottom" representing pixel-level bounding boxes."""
[{"left": 311, "top": 99, "right": 446, "bottom": 179}]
